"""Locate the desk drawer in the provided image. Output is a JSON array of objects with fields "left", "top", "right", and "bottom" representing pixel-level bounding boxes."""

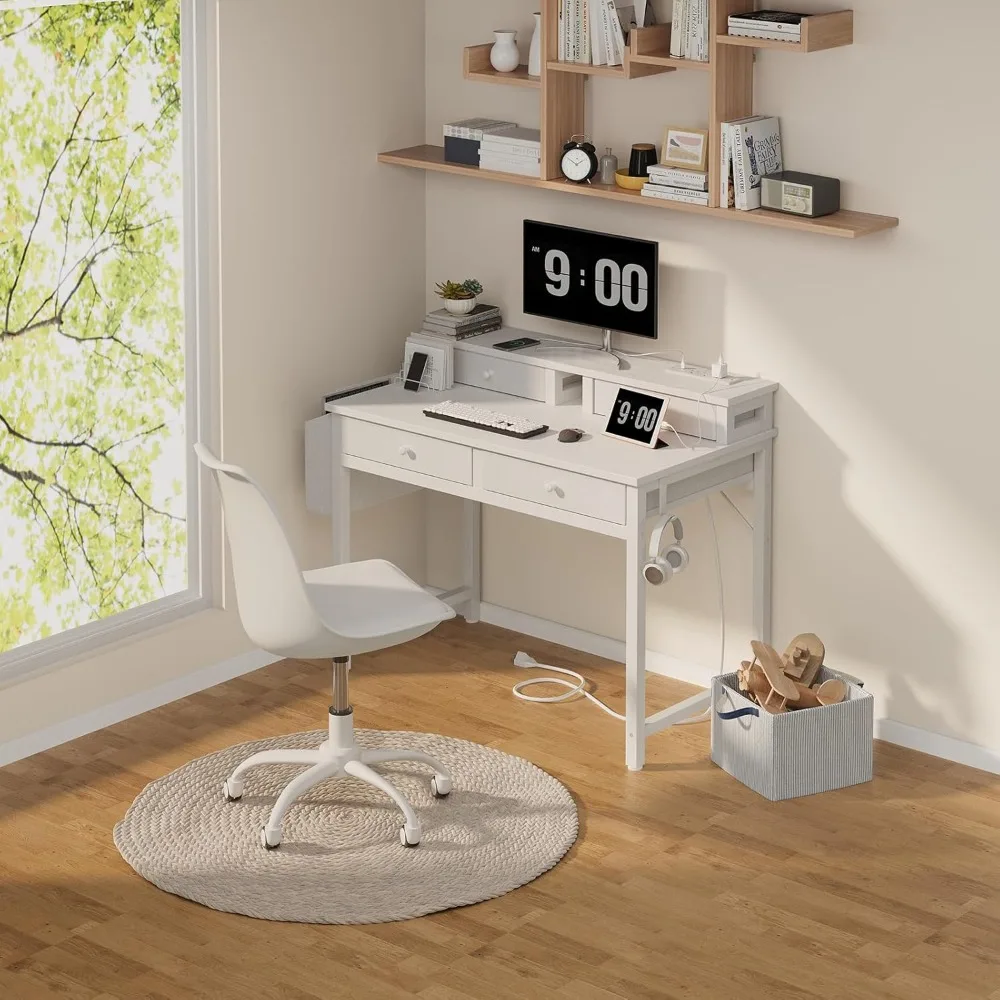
[
  {"left": 454, "top": 352, "right": 546, "bottom": 401},
  {"left": 341, "top": 420, "right": 472, "bottom": 484},
  {"left": 474, "top": 452, "right": 625, "bottom": 524}
]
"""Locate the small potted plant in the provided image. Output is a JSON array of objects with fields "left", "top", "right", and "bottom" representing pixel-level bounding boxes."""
[{"left": 436, "top": 278, "right": 483, "bottom": 316}]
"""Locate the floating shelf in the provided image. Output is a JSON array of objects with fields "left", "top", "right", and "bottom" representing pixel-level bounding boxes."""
[
  {"left": 718, "top": 10, "right": 853, "bottom": 53},
  {"left": 463, "top": 44, "right": 540, "bottom": 88},
  {"left": 546, "top": 59, "right": 626, "bottom": 78},
  {"left": 377, "top": 145, "right": 899, "bottom": 239},
  {"left": 629, "top": 23, "right": 711, "bottom": 72}
]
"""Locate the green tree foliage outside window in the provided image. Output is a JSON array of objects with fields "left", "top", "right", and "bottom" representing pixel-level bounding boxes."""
[{"left": 0, "top": 0, "right": 186, "bottom": 653}]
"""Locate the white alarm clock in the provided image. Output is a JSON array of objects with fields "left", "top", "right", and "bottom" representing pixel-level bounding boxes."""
[{"left": 560, "top": 136, "right": 599, "bottom": 184}]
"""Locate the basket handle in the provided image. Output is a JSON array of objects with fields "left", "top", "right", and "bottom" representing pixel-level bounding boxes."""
[{"left": 716, "top": 706, "right": 759, "bottom": 720}]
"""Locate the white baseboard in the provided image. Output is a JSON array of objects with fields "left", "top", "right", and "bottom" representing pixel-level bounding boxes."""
[
  {"left": 480, "top": 602, "right": 1000, "bottom": 776},
  {"left": 0, "top": 649, "right": 279, "bottom": 768},
  {"left": 875, "top": 718, "right": 1000, "bottom": 775}
]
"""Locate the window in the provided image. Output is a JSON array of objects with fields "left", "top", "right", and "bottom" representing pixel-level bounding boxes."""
[{"left": 0, "top": 0, "right": 211, "bottom": 677}]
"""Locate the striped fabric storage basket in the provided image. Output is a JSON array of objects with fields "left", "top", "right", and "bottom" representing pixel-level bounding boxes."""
[{"left": 711, "top": 666, "right": 873, "bottom": 801}]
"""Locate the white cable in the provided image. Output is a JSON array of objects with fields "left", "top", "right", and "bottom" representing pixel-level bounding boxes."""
[{"left": 512, "top": 652, "right": 626, "bottom": 720}]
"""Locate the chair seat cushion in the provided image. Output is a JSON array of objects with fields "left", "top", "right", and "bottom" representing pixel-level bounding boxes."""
[{"left": 302, "top": 560, "right": 455, "bottom": 642}]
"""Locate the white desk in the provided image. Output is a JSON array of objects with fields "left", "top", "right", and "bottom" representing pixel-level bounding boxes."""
[{"left": 307, "top": 333, "right": 777, "bottom": 770}]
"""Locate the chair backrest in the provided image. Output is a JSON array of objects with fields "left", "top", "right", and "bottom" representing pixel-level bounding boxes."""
[{"left": 195, "top": 444, "right": 325, "bottom": 655}]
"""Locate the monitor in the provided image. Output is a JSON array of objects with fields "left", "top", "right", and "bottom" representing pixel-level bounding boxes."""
[{"left": 523, "top": 220, "right": 658, "bottom": 340}]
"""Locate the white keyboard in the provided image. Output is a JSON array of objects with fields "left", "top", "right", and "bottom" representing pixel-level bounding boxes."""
[{"left": 423, "top": 401, "right": 548, "bottom": 440}]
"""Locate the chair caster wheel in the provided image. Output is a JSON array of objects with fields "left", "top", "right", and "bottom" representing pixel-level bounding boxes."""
[
  {"left": 222, "top": 779, "right": 243, "bottom": 802},
  {"left": 261, "top": 827, "right": 281, "bottom": 850},
  {"left": 399, "top": 825, "right": 421, "bottom": 848},
  {"left": 430, "top": 775, "right": 451, "bottom": 798}
]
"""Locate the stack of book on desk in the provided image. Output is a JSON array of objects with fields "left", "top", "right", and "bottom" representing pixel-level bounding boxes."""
[
  {"left": 420, "top": 304, "right": 503, "bottom": 341},
  {"left": 641, "top": 164, "right": 709, "bottom": 206},
  {"left": 479, "top": 128, "right": 541, "bottom": 178}
]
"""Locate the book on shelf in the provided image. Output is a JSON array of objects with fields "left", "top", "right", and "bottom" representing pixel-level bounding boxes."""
[
  {"left": 443, "top": 118, "right": 518, "bottom": 141},
  {"left": 720, "top": 114, "right": 763, "bottom": 209},
  {"left": 557, "top": 0, "right": 635, "bottom": 66},
  {"left": 479, "top": 155, "right": 541, "bottom": 178},
  {"left": 729, "top": 26, "right": 801, "bottom": 41},
  {"left": 728, "top": 10, "right": 804, "bottom": 33},
  {"left": 443, "top": 119, "right": 520, "bottom": 167},
  {"left": 670, "top": 0, "right": 709, "bottom": 62},
  {"left": 646, "top": 165, "right": 708, "bottom": 191},
  {"left": 640, "top": 184, "right": 709, "bottom": 206},
  {"left": 731, "top": 116, "right": 782, "bottom": 211},
  {"left": 480, "top": 127, "right": 541, "bottom": 156}
]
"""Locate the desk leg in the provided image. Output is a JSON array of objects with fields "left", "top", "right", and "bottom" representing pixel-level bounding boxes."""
[
  {"left": 331, "top": 465, "right": 351, "bottom": 567},
  {"left": 625, "top": 487, "right": 646, "bottom": 771},
  {"left": 752, "top": 439, "right": 774, "bottom": 643},
  {"left": 462, "top": 500, "right": 482, "bottom": 623}
]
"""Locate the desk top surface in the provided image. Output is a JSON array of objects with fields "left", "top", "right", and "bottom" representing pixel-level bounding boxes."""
[{"left": 329, "top": 383, "right": 775, "bottom": 488}]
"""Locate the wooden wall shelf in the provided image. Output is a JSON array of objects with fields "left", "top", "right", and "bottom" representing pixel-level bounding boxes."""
[
  {"left": 717, "top": 10, "right": 853, "bottom": 52},
  {"left": 387, "top": 5, "right": 894, "bottom": 241},
  {"left": 377, "top": 145, "right": 898, "bottom": 239},
  {"left": 463, "top": 44, "right": 539, "bottom": 88}
]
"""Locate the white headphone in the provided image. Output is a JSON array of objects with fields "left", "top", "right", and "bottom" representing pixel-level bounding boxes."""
[{"left": 643, "top": 515, "right": 690, "bottom": 585}]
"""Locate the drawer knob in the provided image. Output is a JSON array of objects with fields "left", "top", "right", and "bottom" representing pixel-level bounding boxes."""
[
  {"left": 544, "top": 482, "right": 562, "bottom": 497},
  {"left": 399, "top": 446, "right": 415, "bottom": 460},
  {"left": 483, "top": 369, "right": 494, "bottom": 380}
]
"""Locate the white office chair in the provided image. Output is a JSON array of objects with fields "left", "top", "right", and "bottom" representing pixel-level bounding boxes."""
[{"left": 195, "top": 444, "right": 456, "bottom": 849}]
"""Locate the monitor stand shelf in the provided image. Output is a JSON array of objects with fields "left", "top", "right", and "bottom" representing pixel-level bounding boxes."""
[{"left": 448, "top": 328, "right": 775, "bottom": 446}]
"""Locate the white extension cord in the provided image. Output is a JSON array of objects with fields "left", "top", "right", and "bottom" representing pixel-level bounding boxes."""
[{"left": 512, "top": 493, "right": 734, "bottom": 726}]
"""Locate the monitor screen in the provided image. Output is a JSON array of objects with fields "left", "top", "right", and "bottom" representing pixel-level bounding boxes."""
[{"left": 523, "top": 220, "right": 658, "bottom": 340}]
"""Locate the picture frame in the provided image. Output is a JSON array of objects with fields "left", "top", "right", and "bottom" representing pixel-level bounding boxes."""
[{"left": 661, "top": 126, "right": 709, "bottom": 172}]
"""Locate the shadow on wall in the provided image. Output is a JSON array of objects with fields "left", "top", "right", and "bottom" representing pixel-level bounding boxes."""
[
  {"left": 774, "top": 394, "right": 967, "bottom": 741},
  {"left": 659, "top": 261, "right": 726, "bottom": 364}
]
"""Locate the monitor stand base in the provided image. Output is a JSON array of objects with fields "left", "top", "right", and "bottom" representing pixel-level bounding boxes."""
[{"left": 532, "top": 329, "right": 623, "bottom": 370}]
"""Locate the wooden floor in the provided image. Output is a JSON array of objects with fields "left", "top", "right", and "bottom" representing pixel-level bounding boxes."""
[{"left": 1, "top": 621, "right": 999, "bottom": 1000}]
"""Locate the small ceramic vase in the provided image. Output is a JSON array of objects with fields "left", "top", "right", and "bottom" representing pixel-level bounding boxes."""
[
  {"left": 528, "top": 13, "right": 542, "bottom": 77},
  {"left": 490, "top": 30, "right": 519, "bottom": 73}
]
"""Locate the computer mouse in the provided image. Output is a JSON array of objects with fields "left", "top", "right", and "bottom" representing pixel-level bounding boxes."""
[{"left": 558, "top": 428, "right": 584, "bottom": 443}]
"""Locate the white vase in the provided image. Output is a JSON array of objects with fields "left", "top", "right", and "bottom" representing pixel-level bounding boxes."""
[
  {"left": 444, "top": 296, "right": 478, "bottom": 316},
  {"left": 490, "top": 30, "right": 519, "bottom": 73},
  {"left": 528, "top": 13, "right": 542, "bottom": 78}
]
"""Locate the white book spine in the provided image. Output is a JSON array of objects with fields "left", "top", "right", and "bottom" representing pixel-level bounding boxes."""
[
  {"left": 728, "top": 26, "right": 801, "bottom": 41},
  {"left": 641, "top": 186, "right": 710, "bottom": 206},
  {"left": 700, "top": 0, "right": 710, "bottom": 61},
  {"left": 670, "top": 0, "right": 683, "bottom": 57},
  {"left": 581, "top": 0, "right": 591, "bottom": 63},
  {"left": 720, "top": 123, "right": 732, "bottom": 209},
  {"left": 559, "top": 0, "right": 566, "bottom": 60},
  {"left": 480, "top": 150, "right": 541, "bottom": 166},
  {"left": 682, "top": 0, "right": 693, "bottom": 59},
  {"left": 572, "top": 0, "right": 581, "bottom": 61},
  {"left": 602, "top": 0, "right": 619, "bottom": 64},
  {"left": 481, "top": 143, "right": 541, "bottom": 158},
  {"left": 728, "top": 16, "right": 802, "bottom": 33},
  {"left": 647, "top": 170, "right": 708, "bottom": 191},
  {"left": 607, "top": 0, "right": 627, "bottom": 63}
]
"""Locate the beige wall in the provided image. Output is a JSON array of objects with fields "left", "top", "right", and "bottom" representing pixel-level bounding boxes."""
[
  {"left": 424, "top": 0, "right": 1000, "bottom": 752},
  {"left": 0, "top": 0, "right": 428, "bottom": 746}
]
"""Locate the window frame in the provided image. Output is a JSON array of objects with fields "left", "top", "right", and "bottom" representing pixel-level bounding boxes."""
[{"left": 0, "top": 0, "right": 220, "bottom": 685}]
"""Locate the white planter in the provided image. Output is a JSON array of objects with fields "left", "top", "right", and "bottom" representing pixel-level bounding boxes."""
[
  {"left": 490, "top": 30, "right": 519, "bottom": 73},
  {"left": 528, "top": 13, "right": 542, "bottom": 78},
  {"left": 443, "top": 297, "right": 478, "bottom": 316}
]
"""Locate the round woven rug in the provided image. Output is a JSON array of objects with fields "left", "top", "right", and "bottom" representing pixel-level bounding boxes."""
[{"left": 113, "top": 729, "right": 577, "bottom": 924}]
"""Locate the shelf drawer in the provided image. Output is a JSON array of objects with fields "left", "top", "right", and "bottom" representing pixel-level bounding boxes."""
[
  {"left": 454, "top": 351, "right": 547, "bottom": 401},
  {"left": 341, "top": 419, "right": 472, "bottom": 484},
  {"left": 474, "top": 452, "right": 625, "bottom": 524}
]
